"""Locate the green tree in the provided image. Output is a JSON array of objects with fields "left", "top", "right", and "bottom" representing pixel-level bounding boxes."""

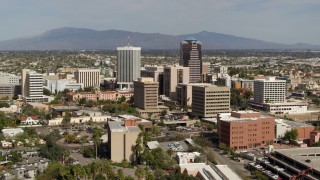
[
  {"left": 43, "top": 88, "right": 51, "bottom": 96},
  {"left": 135, "top": 167, "right": 145, "bottom": 180},
  {"left": 62, "top": 111, "right": 71, "bottom": 126},
  {"left": 119, "top": 96, "right": 126, "bottom": 103},
  {"left": 0, "top": 102, "right": 10, "bottom": 108},
  {"left": 283, "top": 129, "right": 298, "bottom": 144},
  {"left": 117, "top": 169, "right": 125, "bottom": 180}
]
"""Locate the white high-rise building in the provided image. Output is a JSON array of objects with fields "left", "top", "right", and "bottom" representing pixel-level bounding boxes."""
[
  {"left": 254, "top": 77, "right": 286, "bottom": 103},
  {"left": 74, "top": 69, "right": 101, "bottom": 88},
  {"left": 21, "top": 69, "right": 43, "bottom": 98},
  {"left": 117, "top": 46, "right": 141, "bottom": 89}
]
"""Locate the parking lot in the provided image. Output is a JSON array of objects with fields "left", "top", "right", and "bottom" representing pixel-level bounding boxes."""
[{"left": 159, "top": 141, "right": 189, "bottom": 152}]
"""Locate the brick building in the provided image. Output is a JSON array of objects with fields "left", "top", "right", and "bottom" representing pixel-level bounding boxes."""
[{"left": 217, "top": 111, "right": 275, "bottom": 150}]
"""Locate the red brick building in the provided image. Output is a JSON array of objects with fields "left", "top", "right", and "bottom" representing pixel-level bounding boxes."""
[{"left": 218, "top": 111, "right": 275, "bottom": 150}]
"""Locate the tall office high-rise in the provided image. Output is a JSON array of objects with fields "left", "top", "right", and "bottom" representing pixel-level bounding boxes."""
[
  {"left": 163, "top": 65, "right": 189, "bottom": 101},
  {"left": 117, "top": 46, "right": 141, "bottom": 89},
  {"left": 180, "top": 38, "right": 202, "bottom": 83}
]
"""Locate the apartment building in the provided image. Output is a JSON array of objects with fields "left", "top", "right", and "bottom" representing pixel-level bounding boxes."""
[
  {"left": 107, "top": 121, "right": 141, "bottom": 163},
  {"left": 217, "top": 111, "right": 275, "bottom": 150},
  {"left": 192, "top": 84, "right": 230, "bottom": 118}
]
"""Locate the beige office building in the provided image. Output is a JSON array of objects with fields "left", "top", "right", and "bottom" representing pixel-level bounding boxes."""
[
  {"left": 192, "top": 84, "right": 230, "bottom": 118},
  {"left": 134, "top": 78, "right": 158, "bottom": 110},
  {"left": 163, "top": 65, "right": 189, "bottom": 101},
  {"left": 74, "top": 69, "right": 101, "bottom": 88},
  {"left": 107, "top": 121, "right": 141, "bottom": 163},
  {"left": 140, "top": 65, "right": 164, "bottom": 95}
]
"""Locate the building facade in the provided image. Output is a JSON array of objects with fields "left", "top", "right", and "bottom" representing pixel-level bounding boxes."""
[
  {"left": 21, "top": 69, "right": 43, "bottom": 98},
  {"left": 163, "top": 65, "right": 189, "bottom": 100},
  {"left": 107, "top": 121, "right": 141, "bottom": 163},
  {"left": 254, "top": 77, "right": 286, "bottom": 103},
  {"left": 140, "top": 65, "right": 164, "bottom": 95},
  {"left": 180, "top": 38, "right": 202, "bottom": 83},
  {"left": 67, "top": 90, "right": 133, "bottom": 102},
  {"left": 192, "top": 84, "right": 230, "bottom": 118},
  {"left": 74, "top": 69, "right": 101, "bottom": 88},
  {"left": 134, "top": 77, "right": 158, "bottom": 110},
  {"left": 218, "top": 111, "right": 275, "bottom": 150},
  {"left": 117, "top": 46, "right": 141, "bottom": 89}
]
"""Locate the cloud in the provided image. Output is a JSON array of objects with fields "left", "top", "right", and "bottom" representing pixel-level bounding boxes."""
[{"left": 0, "top": 0, "right": 319, "bottom": 44}]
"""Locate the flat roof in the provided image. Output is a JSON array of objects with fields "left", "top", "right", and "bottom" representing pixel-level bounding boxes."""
[
  {"left": 275, "top": 119, "right": 313, "bottom": 127},
  {"left": 147, "top": 141, "right": 160, "bottom": 150},
  {"left": 27, "top": 102, "right": 47, "bottom": 106},
  {"left": 215, "top": 165, "right": 242, "bottom": 180},
  {"left": 219, "top": 113, "right": 269, "bottom": 122},
  {"left": 108, "top": 121, "right": 141, "bottom": 133},
  {"left": 276, "top": 147, "right": 320, "bottom": 171},
  {"left": 51, "top": 106, "right": 80, "bottom": 111}
]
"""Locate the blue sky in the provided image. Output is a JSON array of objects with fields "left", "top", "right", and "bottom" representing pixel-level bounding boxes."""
[{"left": 1, "top": 0, "right": 320, "bottom": 44}]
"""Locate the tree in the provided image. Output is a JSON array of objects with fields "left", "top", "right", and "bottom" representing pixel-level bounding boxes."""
[
  {"left": 0, "top": 102, "right": 10, "bottom": 108},
  {"left": 62, "top": 111, "right": 71, "bottom": 126},
  {"left": 283, "top": 129, "right": 298, "bottom": 144},
  {"left": 83, "top": 147, "right": 95, "bottom": 158},
  {"left": 218, "top": 142, "right": 227, "bottom": 151},
  {"left": 43, "top": 88, "right": 51, "bottom": 96},
  {"left": 92, "top": 127, "right": 102, "bottom": 159},
  {"left": 119, "top": 96, "right": 126, "bottom": 103},
  {"left": 135, "top": 167, "right": 145, "bottom": 180},
  {"left": 117, "top": 169, "right": 125, "bottom": 180}
]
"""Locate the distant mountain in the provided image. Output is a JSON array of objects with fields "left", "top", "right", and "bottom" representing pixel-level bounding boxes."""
[{"left": 0, "top": 27, "right": 319, "bottom": 50}]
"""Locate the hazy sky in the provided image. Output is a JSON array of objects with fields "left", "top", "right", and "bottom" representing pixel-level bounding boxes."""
[{"left": 1, "top": 0, "right": 320, "bottom": 44}]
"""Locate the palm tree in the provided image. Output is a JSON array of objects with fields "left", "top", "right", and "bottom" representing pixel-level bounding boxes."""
[
  {"left": 92, "top": 128, "right": 102, "bottom": 159},
  {"left": 101, "top": 159, "right": 114, "bottom": 179},
  {"left": 84, "top": 165, "right": 92, "bottom": 180},
  {"left": 71, "top": 164, "right": 83, "bottom": 180},
  {"left": 117, "top": 169, "right": 125, "bottom": 180},
  {"left": 135, "top": 167, "right": 145, "bottom": 180},
  {"left": 90, "top": 162, "right": 100, "bottom": 180}
]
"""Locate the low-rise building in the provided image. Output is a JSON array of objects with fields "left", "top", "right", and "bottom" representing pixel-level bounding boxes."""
[
  {"left": 1, "top": 141, "right": 12, "bottom": 148},
  {"left": 19, "top": 116, "right": 40, "bottom": 125},
  {"left": 217, "top": 111, "right": 275, "bottom": 150},
  {"left": 275, "top": 119, "right": 315, "bottom": 140},
  {"left": 2, "top": 128, "right": 24, "bottom": 137},
  {"left": 67, "top": 90, "right": 133, "bottom": 102},
  {"left": 176, "top": 152, "right": 201, "bottom": 164},
  {"left": 48, "top": 115, "right": 111, "bottom": 126},
  {"left": 26, "top": 102, "right": 49, "bottom": 111},
  {"left": 250, "top": 101, "right": 308, "bottom": 115}
]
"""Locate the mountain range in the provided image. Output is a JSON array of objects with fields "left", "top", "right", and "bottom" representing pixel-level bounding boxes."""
[{"left": 0, "top": 27, "right": 319, "bottom": 50}]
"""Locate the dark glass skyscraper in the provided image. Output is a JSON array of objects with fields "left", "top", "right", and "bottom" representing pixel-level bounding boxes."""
[{"left": 180, "top": 38, "right": 202, "bottom": 83}]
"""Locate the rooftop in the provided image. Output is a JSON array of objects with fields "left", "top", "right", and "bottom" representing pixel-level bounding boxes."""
[
  {"left": 147, "top": 141, "right": 160, "bottom": 150},
  {"left": 275, "top": 119, "right": 313, "bottom": 127},
  {"left": 276, "top": 147, "right": 320, "bottom": 171},
  {"left": 108, "top": 121, "right": 141, "bottom": 133}
]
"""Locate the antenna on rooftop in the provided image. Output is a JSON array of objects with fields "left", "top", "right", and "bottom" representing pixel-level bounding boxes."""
[{"left": 127, "top": 33, "right": 131, "bottom": 46}]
